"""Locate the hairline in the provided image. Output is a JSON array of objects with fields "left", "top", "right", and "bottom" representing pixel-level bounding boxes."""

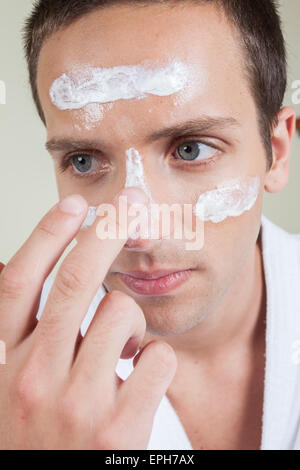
[{"left": 30, "top": 0, "right": 278, "bottom": 169}]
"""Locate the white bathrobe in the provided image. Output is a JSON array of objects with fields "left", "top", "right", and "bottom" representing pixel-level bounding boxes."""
[{"left": 37, "top": 215, "right": 300, "bottom": 450}]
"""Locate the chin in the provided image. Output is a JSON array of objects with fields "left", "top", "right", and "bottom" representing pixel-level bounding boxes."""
[
  {"left": 139, "top": 302, "right": 208, "bottom": 337},
  {"left": 104, "top": 276, "right": 212, "bottom": 335}
]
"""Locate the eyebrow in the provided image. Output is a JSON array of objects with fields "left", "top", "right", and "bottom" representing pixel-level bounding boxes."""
[{"left": 46, "top": 115, "right": 240, "bottom": 153}]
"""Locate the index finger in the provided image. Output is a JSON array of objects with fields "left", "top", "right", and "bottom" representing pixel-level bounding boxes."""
[{"left": 35, "top": 187, "right": 149, "bottom": 365}]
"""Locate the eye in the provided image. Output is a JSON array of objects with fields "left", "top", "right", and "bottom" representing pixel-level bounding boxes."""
[
  {"left": 175, "top": 141, "right": 217, "bottom": 162},
  {"left": 58, "top": 152, "right": 111, "bottom": 179},
  {"left": 72, "top": 154, "right": 93, "bottom": 173}
]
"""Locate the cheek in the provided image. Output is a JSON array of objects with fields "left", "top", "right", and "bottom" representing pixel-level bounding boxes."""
[
  {"left": 194, "top": 176, "right": 261, "bottom": 224},
  {"left": 202, "top": 205, "right": 262, "bottom": 294},
  {"left": 56, "top": 174, "right": 72, "bottom": 199},
  {"left": 55, "top": 170, "right": 120, "bottom": 206},
  {"left": 194, "top": 174, "right": 264, "bottom": 282}
]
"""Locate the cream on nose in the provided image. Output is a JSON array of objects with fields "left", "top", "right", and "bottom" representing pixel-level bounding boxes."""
[
  {"left": 125, "top": 147, "right": 153, "bottom": 202},
  {"left": 124, "top": 147, "right": 159, "bottom": 247}
]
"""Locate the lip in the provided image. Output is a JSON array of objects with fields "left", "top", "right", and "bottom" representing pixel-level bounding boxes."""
[{"left": 117, "top": 269, "right": 193, "bottom": 295}]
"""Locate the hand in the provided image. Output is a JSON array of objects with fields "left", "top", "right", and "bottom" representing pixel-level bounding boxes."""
[{"left": 0, "top": 189, "right": 177, "bottom": 449}]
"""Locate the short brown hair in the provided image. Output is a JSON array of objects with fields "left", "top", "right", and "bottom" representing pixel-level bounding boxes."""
[{"left": 23, "top": 0, "right": 287, "bottom": 168}]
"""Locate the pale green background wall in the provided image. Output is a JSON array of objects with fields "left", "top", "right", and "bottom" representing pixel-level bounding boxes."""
[{"left": 0, "top": 0, "right": 299, "bottom": 264}]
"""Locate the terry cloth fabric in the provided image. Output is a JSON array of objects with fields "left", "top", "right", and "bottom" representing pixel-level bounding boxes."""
[{"left": 36, "top": 215, "right": 300, "bottom": 450}]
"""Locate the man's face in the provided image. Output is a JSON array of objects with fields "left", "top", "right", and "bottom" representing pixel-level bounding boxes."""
[{"left": 37, "top": 3, "right": 267, "bottom": 335}]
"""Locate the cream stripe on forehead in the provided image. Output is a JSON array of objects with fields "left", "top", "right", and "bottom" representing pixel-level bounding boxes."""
[{"left": 49, "top": 61, "right": 190, "bottom": 111}]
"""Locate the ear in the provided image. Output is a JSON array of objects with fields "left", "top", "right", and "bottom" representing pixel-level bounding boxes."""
[{"left": 264, "top": 106, "right": 296, "bottom": 193}]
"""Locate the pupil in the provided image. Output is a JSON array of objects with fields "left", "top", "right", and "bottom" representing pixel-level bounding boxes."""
[
  {"left": 73, "top": 155, "right": 92, "bottom": 172},
  {"left": 178, "top": 142, "right": 199, "bottom": 161}
]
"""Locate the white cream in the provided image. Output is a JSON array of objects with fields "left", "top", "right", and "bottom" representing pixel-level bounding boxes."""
[
  {"left": 81, "top": 206, "right": 97, "bottom": 229},
  {"left": 81, "top": 176, "right": 260, "bottom": 230},
  {"left": 124, "top": 148, "right": 155, "bottom": 239},
  {"left": 125, "top": 148, "right": 153, "bottom": 201},
  {"left": 73, "top": 102, "right": 113, "bottom": 131},
  {"left": 193, "top": 176, "right": 260, "bottom": 223},
  {"left": 81, "top": 148, "right": 153, "bottom": 231},
  {"left": 50, "top": 61, "right": 189, "bottom": 111}
]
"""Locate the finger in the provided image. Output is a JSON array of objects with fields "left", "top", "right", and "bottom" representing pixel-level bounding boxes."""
[
  {"left": 71, "top": 290, "right": 146, "bottom": 393},
  {"left": 0, "top": 195, "right": 88, "bottom": 347},
  {"left": 118, "top": 341, "right": 177, "bottom": 423},
  {"left": 35, "top": 187, "right": 149, "bottom": 369},
  {"left": 0, "top": 263, "right": 5, "bottom": 275}
]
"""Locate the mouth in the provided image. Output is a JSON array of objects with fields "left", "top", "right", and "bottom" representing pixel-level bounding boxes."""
[{"left": 117, "top": 269, "right": 194, "bottom": 296}]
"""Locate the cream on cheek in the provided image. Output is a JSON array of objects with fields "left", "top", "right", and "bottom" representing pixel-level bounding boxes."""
[
  {"left": 193, "top": 176, "right": 260, "bottom": 223},
  {"left": 81, "top": 174, "right": 260, "bottom": 230}
]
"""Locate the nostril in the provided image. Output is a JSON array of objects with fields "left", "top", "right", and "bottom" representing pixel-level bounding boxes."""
[
  {"left": 124, "top": 236, "right": 154, "bottom": 251},
  {"left": 124, "top": 237, "right": 138, "bottom": 249}
]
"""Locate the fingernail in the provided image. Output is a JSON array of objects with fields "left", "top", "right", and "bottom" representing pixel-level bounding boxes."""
[
  {"left": 118, "top": 187, "right": 149, "bottom": 206},
  {"left": 58, "top": 195, "right": 87, "bottom": 215}
]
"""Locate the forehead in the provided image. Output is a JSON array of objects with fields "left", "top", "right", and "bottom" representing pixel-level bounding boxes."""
[{"left": 37, "top": 2, "right": 251, "bottom": 137}]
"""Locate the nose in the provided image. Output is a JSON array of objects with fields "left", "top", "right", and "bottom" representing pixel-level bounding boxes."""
[
  {"left": 119, "top": 185, "right": 158, "bottom": 252},
  {"left": 124, "top": 235, "right": 158, "bottom": 252},
  {"left": 124, "top": 215, "right": 160, "bottom": 251}
]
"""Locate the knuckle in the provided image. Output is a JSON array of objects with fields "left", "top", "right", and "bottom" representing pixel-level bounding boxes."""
[
  {"left": 0, "top": 263, "right": 28, "bottom": 299},
  {"left": 105, "top": 290, "right": 130, "bottom": 307},
  {"left": 147, "top": 341, "right": 177, "bottom": 376},
  {"left": 56, "top": 259, "right": 88, "bottom": 298},
  {"left": 99, "top": 291, "right": 146, "bottom": 341},
  {"left": 14, "top": 366, "right": 45, "bottom": 410},
  {"left": 104, "top": 290, "right": 144, "bottom": 322},
  {"left": 36, "top": 217, "right": 57, "bottom": 239}
]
